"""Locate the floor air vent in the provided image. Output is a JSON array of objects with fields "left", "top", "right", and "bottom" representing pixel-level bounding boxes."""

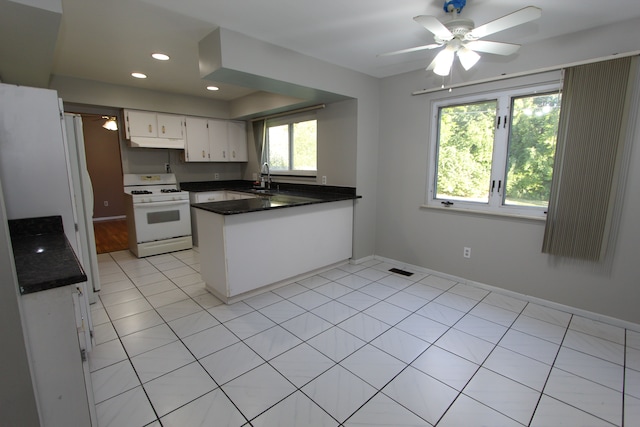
[{"left": 389, "top": 268, "right": 414, "bottom": 277}]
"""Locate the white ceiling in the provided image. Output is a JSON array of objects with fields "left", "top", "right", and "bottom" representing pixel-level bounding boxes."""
[{"left": 25, "top": 0, "right": 640, "bottom": 101}]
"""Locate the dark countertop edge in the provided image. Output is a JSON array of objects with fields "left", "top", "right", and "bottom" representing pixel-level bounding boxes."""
[
  {"left": 180, "top": 180, "right": 357, "bottom": 197},
  {"left": 9, "top": 216, "right": 88, "bottom": 295},
  {"left": 192, "top": 193, "right": 359, "bottom": 216}
]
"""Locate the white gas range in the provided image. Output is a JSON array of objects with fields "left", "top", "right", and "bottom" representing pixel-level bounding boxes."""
[{"left": 123, "top": 174, "right": 192, "bottom": 258}]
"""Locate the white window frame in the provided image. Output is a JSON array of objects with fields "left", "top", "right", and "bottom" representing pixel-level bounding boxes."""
[
  {"left": 264, "top": 111, "right": 317, "bottom": 177},
  {"left": 426, "top": 82, "right": 562, "bottom": 219}
]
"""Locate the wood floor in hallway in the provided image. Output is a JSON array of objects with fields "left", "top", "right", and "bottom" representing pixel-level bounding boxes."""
[{"left": 93, "top": 219, "right": 128, "bottom": 254}]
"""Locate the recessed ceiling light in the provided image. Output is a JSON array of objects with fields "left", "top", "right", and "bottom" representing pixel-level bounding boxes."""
[
  {"left": 206, "top": 86, "right": 219, "bottom": 91},
  {"left": 152, "top": 53, "right": 170, "bottom": 61},
  {"left": 131, "top": 72, "right": 147, "bottom": 79}
]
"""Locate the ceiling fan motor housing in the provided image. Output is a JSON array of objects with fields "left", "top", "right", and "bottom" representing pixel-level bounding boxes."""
[
  {"left": 443, "top": 0, "right": 466, "bottom": 14},
  {"left": 435, "top": 18, "right": 475, "bottom": 44}
]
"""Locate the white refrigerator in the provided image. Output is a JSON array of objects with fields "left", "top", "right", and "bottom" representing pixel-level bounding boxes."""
[
  {"left": 0, "top": 83, "right": 99, "bottom": 425},
  {"left": 0, "top": 83, "right": 101, "bottom": 302}
]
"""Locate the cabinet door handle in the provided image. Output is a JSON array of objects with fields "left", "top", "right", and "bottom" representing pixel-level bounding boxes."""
[
  {"left": 223, "top": 150, "right": 226, "bottom": 159},
  {"left": 148, "top": 124, "right": 152, "bottom": 133},
  {"left": 162, "top": 125, "right": 166, "bottom": 134},
  {"left": 232, "top": 150, "right": 236, "bottom": 158},
  {"left": 202, "top": 150, "right": 205, "bottom": 158}
]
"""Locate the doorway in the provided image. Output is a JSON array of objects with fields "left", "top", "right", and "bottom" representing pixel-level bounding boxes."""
[{"left": 65, "top": 104, "right": 129, "bottom": 253}]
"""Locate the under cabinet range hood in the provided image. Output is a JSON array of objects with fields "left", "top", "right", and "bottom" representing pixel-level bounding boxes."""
[
  {"left": 128, "top": 136, "right": 185, "bottom": 149},
  {"left": 124, "top": 109, "right": 186, "bottom": 149}
]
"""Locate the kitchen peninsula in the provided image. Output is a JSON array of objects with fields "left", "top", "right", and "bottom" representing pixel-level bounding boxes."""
[{"left": 189, "top": 183, "right": 358, "bottom": 303}]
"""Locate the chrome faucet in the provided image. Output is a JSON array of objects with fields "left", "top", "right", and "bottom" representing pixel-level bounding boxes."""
[{"left": 262, "top": 162, "right": 271, "bottom": 189}]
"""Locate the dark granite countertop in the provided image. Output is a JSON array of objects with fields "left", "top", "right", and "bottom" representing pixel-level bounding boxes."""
[
  {"left": 184, "top": 180, "right": 359, "bottom": 215},
  {"left": 9, "top": 216, "right": 87, "bottom": 295},
  {"left": 180, "top": 180, "right": 357, "bottom": 197}
]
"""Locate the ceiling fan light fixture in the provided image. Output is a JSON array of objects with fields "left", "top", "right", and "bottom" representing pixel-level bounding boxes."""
[
  {"left": 102, "top": 117, "right": 118, "bottom": 131},
  {"left": 433, "top": 48, "right": 455, "bottom": 76},
  {"left": 458, "top": 47, "right": 480, "bottom": 70}
]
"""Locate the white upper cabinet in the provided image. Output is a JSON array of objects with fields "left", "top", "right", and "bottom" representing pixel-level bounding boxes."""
[
  {"left": 156, "top": 114, "right": 184, "bottom": 139},
  {"left": 129, "top": 109, "right": 248, "bottom": 160},
  {"left": 125, "top": 110, "right": 184, "bottom": 139},
  {"left": 208, "top": 119, "right": 229, "bottom": 162},
  {"left": 125, "top": 110, "right": 157, "bottom": 137},
  {"left": 228, "top": 121, "right": 248, "bottom": 162},
  {"left": 184, "top": 118, "right": 247, "bottom": 163},
  {"left": 124, "top": 109, "right": 185, "bottom": 149},
  {"left": 184, "top": 117, "right": 210, "bottom": 162}
]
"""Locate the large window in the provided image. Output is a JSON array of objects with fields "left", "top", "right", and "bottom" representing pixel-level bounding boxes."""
[
  {"left": 264, "top": 112, "right": 317, "bottom": 175},
  {"left": 428, "top": 83, "right": 561, "bottom": 217}
]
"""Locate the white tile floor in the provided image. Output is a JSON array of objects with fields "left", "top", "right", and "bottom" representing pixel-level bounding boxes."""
[{"left": 90, "top": 249, "right": 640, "bottom": 427}]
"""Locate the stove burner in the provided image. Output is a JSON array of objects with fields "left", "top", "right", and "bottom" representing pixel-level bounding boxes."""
[
  {"left": 161, "top": 189, "right": 181, "bottom": 193},
  {"left": 131, "top": 190, "right": 153, "bottom": 195}
]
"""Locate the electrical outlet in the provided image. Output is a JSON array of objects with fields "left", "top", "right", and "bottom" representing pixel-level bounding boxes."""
[
  {"left": 214, "top": 173, "right": 220, "bottom": 180},
  {"left": 164, "top": 163, "right": 170, "bottom": 173},
  {"left": 463, "top": 247, "right": 471, "bottom": 259},
  {"left": 103, "top": 201, "right": 109, "bottom": 207},
  {"left": 321, "top": 176, "right": 327, "bottom": 185}
]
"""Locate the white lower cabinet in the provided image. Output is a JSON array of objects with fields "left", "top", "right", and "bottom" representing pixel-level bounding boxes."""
[
  {"left": 189, "top": 191, "right": 256, "bottom": 246},
  {"left": 21, "top": 283, "right": 96, "bottom": 427},
  {"left": 225, "top": 191, "right": 255, "bottom": 200},
  {"left": 196, "top": 200, "right": 354, "bottom": 303}
]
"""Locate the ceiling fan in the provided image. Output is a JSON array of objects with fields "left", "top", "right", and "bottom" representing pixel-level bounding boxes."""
[{"left": 380, "top": 0, "right": 541, "bottom": 76}]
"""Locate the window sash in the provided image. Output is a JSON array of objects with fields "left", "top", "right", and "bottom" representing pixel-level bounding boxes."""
[
  {"left": 265, "top": 111, "right": 317, "bottom": 175},
  {"left": 427, "top": 83, "right": 561, "bottom": 218}
]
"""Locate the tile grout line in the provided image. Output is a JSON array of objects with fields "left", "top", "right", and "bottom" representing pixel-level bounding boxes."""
[
  {"left": 525, "top": 311, "right": 572, "bottom": 426},
  {"left": 93, "top": 253, "right": 633, "bottom": 426},
  {"left": 113, "top": 251, "right": 256, "bottom": 426}
]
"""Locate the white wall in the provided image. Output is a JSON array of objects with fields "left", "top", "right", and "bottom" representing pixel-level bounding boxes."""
[
  {"left": 204, "top": 28, "right": 380, "bottom": 259},
  {"left": 52, "top": 75, "right": 246, "bottom": 183},
  {"left": 376, "top": 65, "right": 640, "bottom": 324}
]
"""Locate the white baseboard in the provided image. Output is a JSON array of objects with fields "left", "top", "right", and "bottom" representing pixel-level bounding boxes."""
[
  {"left": 93, "top": 215, "right": 126, "bottom": 222},
  {"left": 371, "top": 255, "right": 640, "bottom": 333},
  {"left": 350, "top": 254, "right": 376, "bottom": 265}
]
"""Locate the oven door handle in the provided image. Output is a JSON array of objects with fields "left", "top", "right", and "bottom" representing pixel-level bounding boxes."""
[{"left": 134, "top": 200, "right": 189, "bottom": 208}]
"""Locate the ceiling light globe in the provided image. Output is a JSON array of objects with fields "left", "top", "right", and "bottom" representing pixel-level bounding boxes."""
[
  {"left": 433, "top": 49, "right": 455, "bottom": 76},
  {"left": 458, "top": 47, "right": 480, "bottom": 70}
]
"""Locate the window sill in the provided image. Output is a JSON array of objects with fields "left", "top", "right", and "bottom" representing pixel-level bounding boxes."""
[
  {"left": 268, "top": 172, "right": 317, "bottom": 178},
  {"left": 420, "top": 204, "right": 547, "bottom": 222}
]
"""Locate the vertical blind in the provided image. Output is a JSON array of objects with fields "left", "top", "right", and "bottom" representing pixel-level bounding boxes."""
[{"left": 542, "top": 56, "right": 636, "bottom": 261}]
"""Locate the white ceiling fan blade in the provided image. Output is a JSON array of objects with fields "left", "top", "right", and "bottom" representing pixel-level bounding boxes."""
[
  {"left": 465, "top": 40, "right": 521, "bottom": 56},
  {"left": 414, "top": 15, "right": 453, "bottom": 41},
  {"left": 377, "top": 44, "right": 442, "bottom": 57},
  {"left": 467, "top": 6, "right": 541, "bottom": 40}
]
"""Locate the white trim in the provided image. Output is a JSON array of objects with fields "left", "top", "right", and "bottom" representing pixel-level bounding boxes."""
[
  {"left": 419, "top": 204, "right": 546, "bottom": 222},
  {"left": 412, "top": 51, "right": 640, "bottom": 96},
  {"left": 93, "top": 215, "right": 126, "bottom": 222},
  {"left": 373, "top": 255, "right": 640, "bottom": 332},
  {"left": 426, "top": 81, "right": 562, "bottom": 218},
  {"left": 350, "top": 254, "right": 376, "bottom": 265}
]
